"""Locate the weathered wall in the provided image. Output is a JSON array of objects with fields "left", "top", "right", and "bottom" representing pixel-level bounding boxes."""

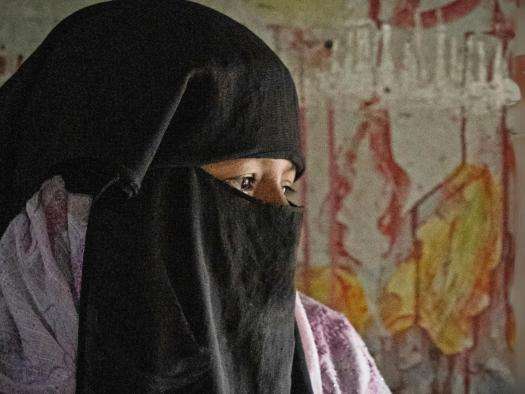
[
  {"left": 508, "top": 4, "right": 525, "bottom": 389},
  {"left": 1, "top": 1, "right": 523, "bottom": 392}
]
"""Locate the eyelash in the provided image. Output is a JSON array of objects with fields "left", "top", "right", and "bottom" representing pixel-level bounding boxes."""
[
  {"left": 283, "top": 185, "right": 297, "bottom": 194},
  {"left": 226, "top": 175, "right": 296, "bottom": 194}
]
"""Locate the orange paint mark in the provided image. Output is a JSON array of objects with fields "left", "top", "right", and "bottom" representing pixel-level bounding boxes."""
[{"left": 296, "top": 264, "right": 370, "bottom": 333}]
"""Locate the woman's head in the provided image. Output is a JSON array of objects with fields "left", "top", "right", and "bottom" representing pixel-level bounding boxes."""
[{"left": 1, "top": 0, "right": 304, "bottom": 225}]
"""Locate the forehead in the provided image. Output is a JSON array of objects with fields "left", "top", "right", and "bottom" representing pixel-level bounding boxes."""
[{"left": 202, "top": 158, "right": 296, "bottom": 176}]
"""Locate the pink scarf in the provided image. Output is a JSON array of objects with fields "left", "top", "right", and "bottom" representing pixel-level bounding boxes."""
[{"left": 0, "top": 175, "right": 390, "bottom": 393}]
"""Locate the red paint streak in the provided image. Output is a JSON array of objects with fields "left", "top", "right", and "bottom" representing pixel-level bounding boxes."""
[
  {"left": 327, "top": 99, "right": 338, "bottom": 264},
  {"left": 392, "top": 0, "right": 420, "bottom": 28},
  {"left": 267, "top": 25, "right": 321, "bottom": 60},
  {"left": 318, "top": 100, "right": 352, "bottom": 266},
  {"left": 464, "top": 352, "right": 471, "bottom": 394},
  {"left": 392, "top": 0, "right": 482, "bottom": 29},
  {"left": 368, "top": 0, "right": 381, "bottom": 26},
  {"left": 334, "top": 265, "right": 354, "bottom": 306},
  {"left": 282, "top": 27, "right": 333, "bottom": 71},
  {"left": 334, "top": 98, "right": 410, "bottom": 259},
  {"left": 441, "top": 168, "right": 487, "bottom": 201},
  {"left": 337, "top": 98, "right": 410, "bottom": 256},
  {"left": 500, "top": 108, "right": 516, "bottom": 349},
  {"left": 327, "top": 98, "right": 338, "bottom": 306},
  {"left": 325, "top": 99, "right": 369, "bottom": 305},
  {"left": 364, "top": 102, "right": 410, "bottom": 255},
  {"left": 369, "top": 117, "right": 410, "bottom": 255},
  {"left": 512, "top": 56, "right": 525, "bottom": 97},
  {"left": 291, "top": 29, "right": 310, "bottom": 51},
  {"left": 485, "top": 0, "right": 516, "bottom": 43}
]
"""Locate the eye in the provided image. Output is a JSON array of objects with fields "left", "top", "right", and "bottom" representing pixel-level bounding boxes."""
[
  {"left": 225, "top": 175, "right": 256, "bottom": 192},
  {"left": 240, "top": 176, "right": 256, "bottom": 191},
  {"left": 283, "top": 185, "right": 297, "bottom": 195}
]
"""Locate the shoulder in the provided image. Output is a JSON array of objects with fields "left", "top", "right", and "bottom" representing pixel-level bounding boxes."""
[
  {"left": 297, "top": 292, "right": 391, "bottom": 393},
  {"left": 298, "top": 292, "right": 368, "bottom": 358},
  {"left": 298, "top": 292, "right": 352, "bottom": 333}
]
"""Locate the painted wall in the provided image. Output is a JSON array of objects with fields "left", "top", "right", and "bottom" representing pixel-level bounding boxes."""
[
  {"left": 508, "top": 3, "right": 525, "bottom": 389},
  {"left": 279, "top": 2, "right": 521, "bottom": 393},
  {"left": 1, "top": 1, "right": 522, "bottom": 392}
]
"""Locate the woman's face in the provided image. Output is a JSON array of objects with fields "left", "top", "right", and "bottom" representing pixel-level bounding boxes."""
[{"left": 201, "top": 158, "right": 298, "bottom": 206}]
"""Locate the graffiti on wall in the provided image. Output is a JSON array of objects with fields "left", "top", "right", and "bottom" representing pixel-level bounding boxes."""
[{"left": 260, "top": 0, "right": 521, "bottom": 392}]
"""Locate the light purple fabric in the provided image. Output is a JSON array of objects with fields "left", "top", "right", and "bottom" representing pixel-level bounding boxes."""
[
  {"left": 0, "top": 176, "right": 90, "bottom": 393},
  {"left": 0, "top": 175, "right": 390, "bottom": 393},
  {"left": 296, "top": 294, "right": 391, "bottom": 394}
]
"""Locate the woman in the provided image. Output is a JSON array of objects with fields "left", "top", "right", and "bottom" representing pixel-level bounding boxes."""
[{"left": 0, "top": 1, "right": 389, "bottom": 392}]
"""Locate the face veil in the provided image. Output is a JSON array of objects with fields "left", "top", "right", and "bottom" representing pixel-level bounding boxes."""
[
  {"left": 76, "top": 166, "right": 306, "bottom": 393},
  {"left": 0, "top": 0, "right": 311, "bottom": 393}
]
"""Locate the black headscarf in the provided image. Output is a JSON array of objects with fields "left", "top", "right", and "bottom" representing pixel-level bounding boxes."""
[{"left": 0, "top": 0, "right": 311, "bottom": 392}]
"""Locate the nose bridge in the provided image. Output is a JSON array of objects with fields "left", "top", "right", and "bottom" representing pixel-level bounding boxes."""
[{"left": 256, "top": 179, "right": 288, "bottom": 206}]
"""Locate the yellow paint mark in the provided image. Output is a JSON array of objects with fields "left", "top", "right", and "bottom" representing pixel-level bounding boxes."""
[
  {"left": 381, "top": 164, "right": 503, "bottom": 355},
  {"left": 380, "top": 259, "right": 416, "bottom": 334},
  {"left": 297, "top": 264, "right": 370, "bottom": 333}
]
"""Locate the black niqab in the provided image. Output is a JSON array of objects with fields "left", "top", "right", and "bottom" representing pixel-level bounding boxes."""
[
  {"left": 77, "top": 167, "right": 308, "bottom": 392},
  {"left": 0, "top": 1, "right": 311, "bottom": 392}
]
